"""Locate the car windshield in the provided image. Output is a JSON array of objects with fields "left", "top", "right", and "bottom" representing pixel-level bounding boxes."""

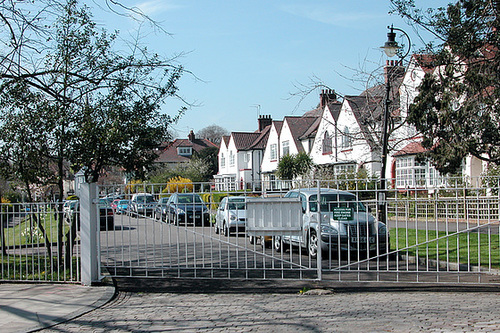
[
  {"left": 136, "top": 195, "right": 155, "bottom": 203},
  {"left": 309, "top": 194, "right": 366, "bottom": 212},
  {"left": 159, "top": 197, "right": 169, "bottom": 204},
  {"left": 228, "top": 198, "right": 246, "bottom": 210},
  {"left": 177, "top": 195, "right": 203, "bottom": 204}
]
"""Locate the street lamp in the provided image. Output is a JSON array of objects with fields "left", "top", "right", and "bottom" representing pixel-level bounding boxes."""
[{"left": 378, "top": 25, "right": 411, "bottom": 224}]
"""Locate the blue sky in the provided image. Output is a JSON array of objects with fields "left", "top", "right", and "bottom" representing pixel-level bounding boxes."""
[{"left": 94, "top": 0, "right": 450, "bottom": 139}]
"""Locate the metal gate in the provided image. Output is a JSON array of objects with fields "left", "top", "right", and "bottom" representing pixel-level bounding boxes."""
[{"left": 96, "top": 178, "right": 500, "bottom": 285}]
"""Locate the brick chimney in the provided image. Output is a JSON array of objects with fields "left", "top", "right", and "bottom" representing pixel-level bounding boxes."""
[
  {"left": 188, "top": 130, "right": 195, "bottom": 142},
  {"left": 258, "top": 115, "right": 272, "bottom": 132},
  {"left": 384, "top": 60, "right": 405, "bottom": 84},
  {"left": 320, "top": 89, "right": 337, "bottom": 109}
]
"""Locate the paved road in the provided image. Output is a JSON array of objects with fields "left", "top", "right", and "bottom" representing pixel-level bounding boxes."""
[
  {"left": 39, "top": 286, "right": 500, "bottom": 332},
  {"left": 99, "top": 214, "right": 498, "bottom": 284}
]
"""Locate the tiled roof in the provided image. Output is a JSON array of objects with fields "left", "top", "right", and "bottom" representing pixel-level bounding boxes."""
[
  {"left": 284, "top": 116, "right": 319, "bottom": 153},
  {"left": 249, "top": 125, "right": 271, "bottom": 150},
  {"left": 155, "top": 138, "right": 217, "bottom": 163},
  {"left": 393, "top": 141, "right": 426, "bottom": 157},
  {"left": 274, "top": 120, "right": 284, "bottom": 135},
  {"left": 413, "top": 54, "right": 436, "bottom": 73},
  {"left": 232, "top": 132, "right": 262, "bottom": 150}
]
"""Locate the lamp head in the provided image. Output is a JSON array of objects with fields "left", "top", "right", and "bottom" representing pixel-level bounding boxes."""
[{"left": 381, "top": 25, "right": 401, "bottom": 57}]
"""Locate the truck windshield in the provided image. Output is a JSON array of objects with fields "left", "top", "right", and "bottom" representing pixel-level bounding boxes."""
[{"left": 309, "top": 194, "right": 366, "bottom": 212}]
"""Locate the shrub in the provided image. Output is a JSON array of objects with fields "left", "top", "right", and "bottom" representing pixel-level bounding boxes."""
[{"left": 164, "top": 176, "right": 193, "bottom": 193}]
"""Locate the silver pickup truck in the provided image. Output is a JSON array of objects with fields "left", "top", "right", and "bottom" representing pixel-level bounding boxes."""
[{"left": 275, "top": 188, "right": 389, "bottom": 258}]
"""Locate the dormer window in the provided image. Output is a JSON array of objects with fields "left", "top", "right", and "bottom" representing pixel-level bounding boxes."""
[{"left": 177, "top": 147, "right": 192, "bottom": 156}]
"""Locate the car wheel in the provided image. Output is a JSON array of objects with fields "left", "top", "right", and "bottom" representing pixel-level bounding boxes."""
[
  {"left": 308, "top": 230, "right": 318, "bottom": 259},
  {"left": 273, "top": 236, "right": 282, "bottom": 252},
  {"left": 223, "top": 222, "right": 229, "bottom": 237},
  {"left": 260, "top": 236, "right": 271, "bottom": 249}
]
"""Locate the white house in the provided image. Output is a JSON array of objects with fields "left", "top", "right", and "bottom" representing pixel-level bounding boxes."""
[
  {"left": 214, "top": 116, "right": 272, "bottom": 191},
  {"left": 260, "top": 120, "right": 283, "bottom": 191},
  {"left": 391, "top": 54, "right": 487, "bottom": 189}
]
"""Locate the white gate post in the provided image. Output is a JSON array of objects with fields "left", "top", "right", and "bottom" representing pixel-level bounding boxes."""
[
  {"left": 316, "top": 181, "right": 322, "bottom": 280},
  {"left": 80, "top": 182, "right": 99, "bottom": 286}
]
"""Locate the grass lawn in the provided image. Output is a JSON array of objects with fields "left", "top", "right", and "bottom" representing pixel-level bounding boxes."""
[
  {"left": 390, "top": 228, "right": 500, "bottom": 269},
  {"left": 3, "top": 210, "right": 71, "bottom": 246}
]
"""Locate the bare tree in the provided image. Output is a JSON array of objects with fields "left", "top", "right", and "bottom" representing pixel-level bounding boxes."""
[{"left": 197, "top": 124, "right": 229, "bottom": 145}]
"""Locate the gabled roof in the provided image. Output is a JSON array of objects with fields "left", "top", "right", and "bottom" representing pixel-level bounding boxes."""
[
  {"left": 156, "top": 137, "right": 218, "bottom": 163},
  {"left": 221, "top": 136, "right": 230, "bottom": 148},
  {"left": 344, "top": 95, "right": 384, "bottom": 150},
  {"left": 231, "top": 132, "right": 262, "bottom": 150},
  {"left": 412, "top": 54, "right": 436, "bottom": 73},
  {"left": 285, "top": 116, "right": 322, "bottom": 153},
  {"left": 273, "top": 120, "right": 284, "bottom": 136},
  {"left": 393, "top": 141, "right": 426, "bottom": 157},
  {"left": 249, "top": 125, "right": 271, "bottom": 150}
]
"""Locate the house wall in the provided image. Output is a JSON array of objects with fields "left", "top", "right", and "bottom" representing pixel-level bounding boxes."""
[
  {"left": 310, "top": 105, "right": 337, "bottom": 165},
  {"left": 279, "top": 120, "right": 300, "bottom": 157},
  {"left": 261, "top": 124, "right": 280, "bottom": 174}
]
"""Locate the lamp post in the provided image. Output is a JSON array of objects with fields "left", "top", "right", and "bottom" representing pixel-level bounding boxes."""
[{"left": 378, "top": 25, "right": 410, "bottom": 224}]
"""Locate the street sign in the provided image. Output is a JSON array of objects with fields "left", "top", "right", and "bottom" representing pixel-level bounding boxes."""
[{"left": 333, "top": 207, "right": 353, "bottom": 221}]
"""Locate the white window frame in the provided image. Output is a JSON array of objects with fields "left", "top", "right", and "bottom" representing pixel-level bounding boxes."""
[
  {"left": 177, "top": 147, "right": 192, "bottom": 156},
  {"left": 282, "top": 140, "right": 290, "bottom": 156},
  {"left": 270, "top": 144, "right": 277, "bottom": 160},
  {"left": 229, "top": 151, "right": 235, "bottom": 167}
]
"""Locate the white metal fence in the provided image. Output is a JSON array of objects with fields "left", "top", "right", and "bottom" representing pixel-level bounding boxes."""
[
  {"left": 96, "top": 177, "right": 500, "bottom": 284},
  {"left": 0, "top": 202, "right": 80, "bottom": 282},
  {"left": 1, "top": 176, "right": 499, "bottom": 284}
]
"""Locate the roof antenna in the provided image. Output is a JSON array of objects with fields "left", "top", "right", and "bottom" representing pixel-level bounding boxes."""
[{"left": 251, "top": 104, "right": 261, "bottom": 118}]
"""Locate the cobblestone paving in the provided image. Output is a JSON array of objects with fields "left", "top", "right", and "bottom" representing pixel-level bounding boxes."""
[{"left": 42, "top": 290, "right": 500, "bottom": 332}]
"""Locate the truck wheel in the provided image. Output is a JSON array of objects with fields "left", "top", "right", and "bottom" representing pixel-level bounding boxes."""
[
  {"left": 308, "top": 231, "right": 318, "bottom": 259},
  {"left": 273, "top": 236, "right": 282, "bottom": 252}
]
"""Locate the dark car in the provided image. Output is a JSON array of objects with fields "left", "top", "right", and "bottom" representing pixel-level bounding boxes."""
[
  {"left": 154, "top": 196, "right": 170, "bottom": 221},
  {"left": 98, "top": 198, "right": 115, "bottom": 230},
  {"left": 166, "top": 193, "right": 210, "bottom": 226},
  {"left": 64, "top": 199, "right": 114, "bottom": 231}
]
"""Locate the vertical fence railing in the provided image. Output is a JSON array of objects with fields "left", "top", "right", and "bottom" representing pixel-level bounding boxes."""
[
  {"left": 0, "top": 202, "right": 81, "bottom": 282},
  {"left": 94, "top": 176, "right": 500, "bottom": 284}
]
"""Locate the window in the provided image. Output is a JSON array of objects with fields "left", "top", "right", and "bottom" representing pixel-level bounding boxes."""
[
  {"left": 282, "top": 140, "right": 290, "bottom": 156},
  {"left": 177, "top": 147, "right": 192, "bottom": 156},
  {"left": 395, "top": 156, "right": 428, "bottom": 188},
  {"left": 334, "top": 163, "right": 356, "bottom": 176},
  {"left": 229, "top": 151, "right": 235, "bottom": 167},
  {"left": 221, "top": 153, "right": 225, "bottom": 167},
  {"left": 341, "top": 127, "right": 352, "bottom": 149},
  {"left": 322, "top": 132, "right": 332, "bottom": 154},
  {"left": 270, "top": 144, "right": 277, "bottom": 160}
]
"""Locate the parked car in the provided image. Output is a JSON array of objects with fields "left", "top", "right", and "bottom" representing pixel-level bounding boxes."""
[
  {"left": 166, "top": 193, "right": 210, "bottom": 226},
  {"left": 115, "top": 199, "right": 130, "bottom": 215},
  {"left": 274, "top": 188, "right": 388, "bottom": 258},
  {"left": 110, "top": 199, "right": 120, "bottom": 212},
  {"left": 130, "top": 193, "right": 156, "bottom": 217},
  {"left": 214, "top": 196, "right": 246, "bottom": 236},
  {"left": 154, "top": 196, "right": 171, "bottom": 221},
  {"left": 63, "top": 199, "right": 113, "bottom": 230},
  {"left": 98, "top": 198, "right": 115, "bottom": 230}
]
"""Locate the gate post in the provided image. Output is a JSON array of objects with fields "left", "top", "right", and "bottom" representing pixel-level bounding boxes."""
[
  {"left": 317, "top": 181, "right": 322, "bottom": 280},
  {"left": 80, "top": 182, "right": 99, "bottom": 286}
]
